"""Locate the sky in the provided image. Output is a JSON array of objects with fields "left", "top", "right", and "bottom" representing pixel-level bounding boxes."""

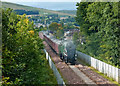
[
  {"left": 1, "top": 0, "right": 119, "bottom": 3},
  {"left": 1, "top": 0, "right": 81, "bottom": 2}
]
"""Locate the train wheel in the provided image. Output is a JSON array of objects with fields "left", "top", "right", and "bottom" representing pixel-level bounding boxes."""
[
  {"left": 65, "top": 57, "right": 68, "bottom": 64},
  {"left": 60, "top": 54, "right": 64, "bottom": 60},
  {"left": 71, "top": 58, "right": 75, "bottom": 65},
  {"left": 62, "top": 55, "right": 64, "bottom": 60},
  {"left": 71, "top": 61, "right": 75, "bottom": 65}
]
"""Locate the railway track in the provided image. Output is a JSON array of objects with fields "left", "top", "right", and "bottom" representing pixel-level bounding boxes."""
[
  {"left": 43, "top": 41, "right": 117, "bottom": 86},
  {"left": 69, "top": 64, "right": 97, "bottom": 85},
  {"left": 68, "top": 63, "right": 117, "bottom": 86}
]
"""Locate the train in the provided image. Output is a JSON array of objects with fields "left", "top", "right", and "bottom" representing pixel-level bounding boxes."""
[{"left": 39, "top": 31, "right": 77, "bottom": 64}]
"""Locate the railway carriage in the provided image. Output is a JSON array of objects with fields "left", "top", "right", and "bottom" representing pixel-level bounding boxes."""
[{"left": 39, "top": 31, "right": 77, "bottom": 64}]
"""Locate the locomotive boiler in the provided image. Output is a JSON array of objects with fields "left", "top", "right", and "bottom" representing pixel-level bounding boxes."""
[{"left": 39, "top": 31, "right": 77, "bottom": 64}]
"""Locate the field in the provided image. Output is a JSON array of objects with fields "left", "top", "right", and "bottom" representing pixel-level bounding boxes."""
[{"left": 58, "top": 10, "right": 76, "bottom": 16}]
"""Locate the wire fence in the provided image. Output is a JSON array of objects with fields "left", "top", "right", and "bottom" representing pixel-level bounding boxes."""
[{"left": 44, "top": 49, "right": 66, "bottom": 86}]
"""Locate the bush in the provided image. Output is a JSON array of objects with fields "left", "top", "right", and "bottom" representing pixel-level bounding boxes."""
[{"left": 2, "top": 8, "right": 57, "bottom": 85}]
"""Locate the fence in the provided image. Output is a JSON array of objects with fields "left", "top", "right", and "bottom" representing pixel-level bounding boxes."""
[
  {"left": 76, "top": 51, "right": 120, "bottom": 84},
  {"left": 44, "top": 49, "right": 66, "bottom": 86}
]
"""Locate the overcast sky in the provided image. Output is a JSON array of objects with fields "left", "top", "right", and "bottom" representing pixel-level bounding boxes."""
[{"left": 1, "top": 0, "right": 81, "bottom": 2}]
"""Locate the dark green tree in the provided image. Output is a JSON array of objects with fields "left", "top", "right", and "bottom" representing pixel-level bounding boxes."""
[
  {"left": 2, "top": 8, "right": 57, "bottom": 85},
  {"left": 75, "top": 2, "right": 119, "bottom": 67}
]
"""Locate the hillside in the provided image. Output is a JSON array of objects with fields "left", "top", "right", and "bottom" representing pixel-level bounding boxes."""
[
  {"left": 58, "top": 10, "right": 76, "bottom": 16},
  {"left": 2, "top": 2, "right": 74, "bottom": 16}
]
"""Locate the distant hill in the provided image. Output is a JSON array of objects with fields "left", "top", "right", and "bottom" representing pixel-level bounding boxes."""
[
  {"left": 58, "top": 10, "right": 76, "bottom": 16},
  {"left": 2, "top": 2, "right": 74, "bottom": 16}
]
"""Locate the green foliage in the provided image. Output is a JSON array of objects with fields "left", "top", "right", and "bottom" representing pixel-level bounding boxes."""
[
  {"left": 75, "top": 2, "right": 119, "bottom": 68},
  {"left": 2, "top": 8, "right": 57, "bottom": 85},
  {"left": 14, "top": 9, "right": 39, "bottom": 15},
  {"left": 49, "top": 22, "right": 60, "bottom": 32},
  {"left": 49, "top": 22, "right": 64, "bottom": 39},
  {"left": 73, "top": 32, "right": 81, "bottom": 45},
  {"left": 56, "top": 29, "right": 64, "bottom": 39}
]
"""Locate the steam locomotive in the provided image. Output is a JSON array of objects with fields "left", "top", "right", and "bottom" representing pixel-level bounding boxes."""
[{"left": 39, "top": 31, "right": 77, "bottom": 64}]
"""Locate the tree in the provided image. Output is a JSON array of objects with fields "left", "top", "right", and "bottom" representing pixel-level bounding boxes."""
[
  {"left": 56, "top": 27, "right": 64, "bottom": 39},
  {"left": 76, "top": 2, "right": 93, "bottom": 36},
  {"left": 2, "top": 8, "right": 57, "bottom": 85},
  {"left": 49, "top": 22, "right": 60, "bottom": 32},
  {"left": 75, "top": 2, "right": 119, "bottom": 67}
]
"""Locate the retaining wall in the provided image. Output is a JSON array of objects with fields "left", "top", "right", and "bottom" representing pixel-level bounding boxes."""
[{"left": 76, "top": 51, "right": 120, "bottom": 84}]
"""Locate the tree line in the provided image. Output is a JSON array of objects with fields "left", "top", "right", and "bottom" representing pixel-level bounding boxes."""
[
  {"left": 74, "top": 2, "right": 119, "bottom": 68},
  {"left": 14, "top": 9, "right": 39, "bottom": 15}
]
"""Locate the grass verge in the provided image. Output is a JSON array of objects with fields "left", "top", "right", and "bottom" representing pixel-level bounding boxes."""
[{"left": 77, "top": 58, "right": 120, "bottom": 86}]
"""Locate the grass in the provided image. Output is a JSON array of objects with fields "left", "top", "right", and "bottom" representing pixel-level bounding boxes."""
[
  {"left": 58, "top": 10, "right": 76, "bottom": 16},
  {"left": 77, "top": 58, "right": 120, "bottom": 86},
  {"left": 90, "top": 67, "right": 120, "bottom": 86}
]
